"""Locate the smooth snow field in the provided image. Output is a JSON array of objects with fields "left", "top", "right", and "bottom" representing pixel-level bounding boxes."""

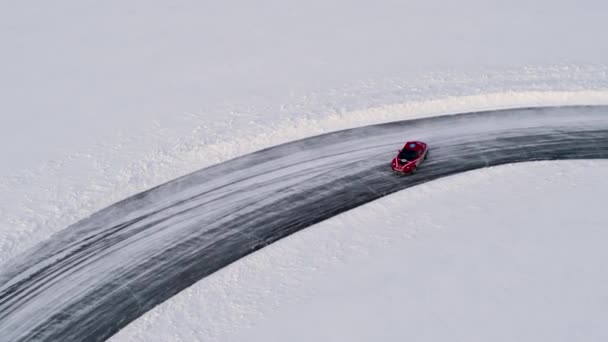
[
  {"left": 2, "top": 0, "right": 608, "bottom": 341},
  {"left": 113, "top": 160, "right": 608, "bottom": 342},
  {"left": 3, "top": 0, "right": 608, "bottom": 269}
]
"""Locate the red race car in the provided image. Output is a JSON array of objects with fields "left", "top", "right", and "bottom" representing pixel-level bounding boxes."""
[{"left": 391, "top": 141, "right": 428, "bottom": 174}]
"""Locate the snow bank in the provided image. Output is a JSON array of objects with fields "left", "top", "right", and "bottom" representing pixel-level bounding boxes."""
[{"left": 2, "top": 88, "right": 608, "bottom": 267}]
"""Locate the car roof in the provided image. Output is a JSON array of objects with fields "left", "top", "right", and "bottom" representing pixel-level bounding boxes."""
[{"left": 404, "top": 141, "right": 421, "bottom": 150}]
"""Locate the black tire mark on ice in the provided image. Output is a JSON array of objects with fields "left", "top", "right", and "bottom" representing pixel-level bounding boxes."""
[{"left": 1, "top": 106, "right": 608, "bottom": 341}]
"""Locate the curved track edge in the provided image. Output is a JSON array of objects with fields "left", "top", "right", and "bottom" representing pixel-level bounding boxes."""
[{"left": 1, "top": 106, "right": 608, "bottom": 341}]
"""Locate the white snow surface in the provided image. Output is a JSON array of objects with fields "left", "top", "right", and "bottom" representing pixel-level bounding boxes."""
[
  {"left": 2, "top": 0, "right": 608, "bottom": 266},
  {"left": 2, "top": 0, "right": 608, "bottom": 340},
  {"left": 112, "top": 160, "right": 608, "bottom": 342}
]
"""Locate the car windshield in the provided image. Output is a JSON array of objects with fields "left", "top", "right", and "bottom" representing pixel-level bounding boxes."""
[{"left": 398, "top": 149, "right": 418, "bottom": 161}]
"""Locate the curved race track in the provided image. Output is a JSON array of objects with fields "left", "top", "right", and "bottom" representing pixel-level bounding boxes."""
[{"left": 1, "top": 106, "right": 608, "bottom": 341}]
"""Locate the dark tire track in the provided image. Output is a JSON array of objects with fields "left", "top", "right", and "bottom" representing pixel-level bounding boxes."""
[{"left": 1, "top": 106, "right": 608, "bottom": 341}]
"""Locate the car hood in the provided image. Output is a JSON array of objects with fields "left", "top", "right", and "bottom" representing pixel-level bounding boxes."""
[
  {"left": 393, "top": 158, "right": 416, "bottom": 170},
  {"left": 394, "top": 157, "right": 415, "bottom": 165}
]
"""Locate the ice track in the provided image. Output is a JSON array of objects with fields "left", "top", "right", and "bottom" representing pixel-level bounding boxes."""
[{"left": 1, "top": 106, "right": 608, "bottom": 341}]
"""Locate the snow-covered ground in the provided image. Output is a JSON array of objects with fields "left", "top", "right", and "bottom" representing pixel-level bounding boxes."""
[
  {"left": 112, "top": 160, "right": 608, "bottom": 341},
  {"left": 2, "top": 0, "right": 608, "bottom": 340},
  {"left": 2, "top": 0, "right": 608, "bottom": 267}
]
